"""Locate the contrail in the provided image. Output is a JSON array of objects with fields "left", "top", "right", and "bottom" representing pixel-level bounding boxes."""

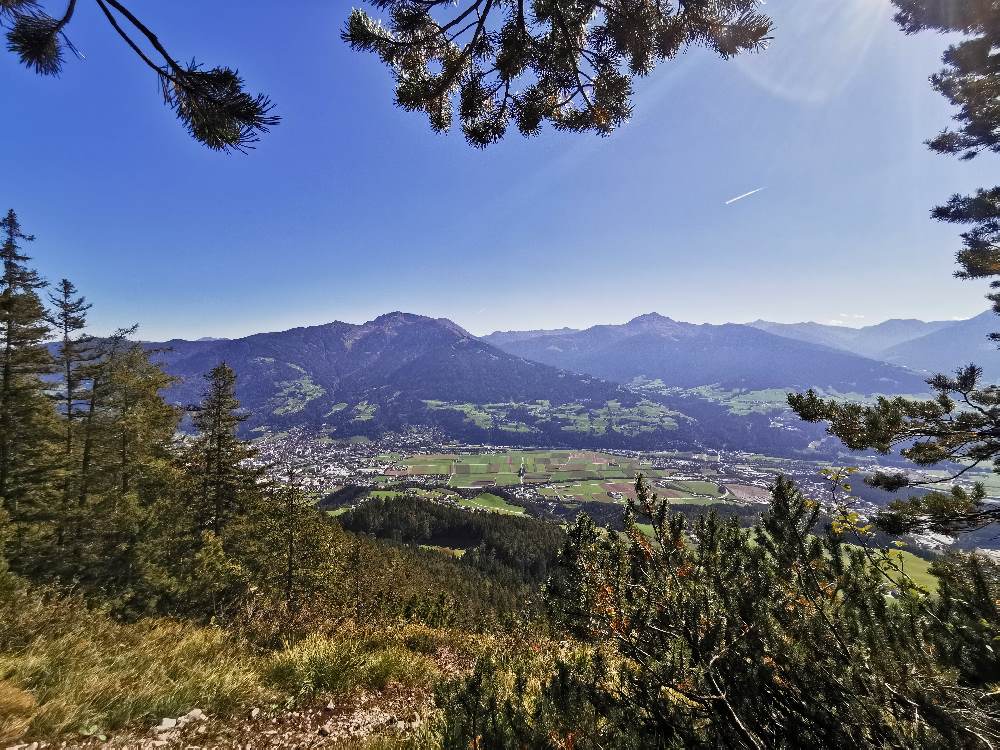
[{"left": 725, "top": 187, "right": 764, "bottom": 205}]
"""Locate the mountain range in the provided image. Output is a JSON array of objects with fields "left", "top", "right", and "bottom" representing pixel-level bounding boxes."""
[
  {"left": 749, "top": 311, "right": 998, "bottom": 379},
  {"left": 144, "top": 309, "right": 997, "bottom": 455},
  {"left": 482, "top": 313, "right": 927, "bottom": 393}
]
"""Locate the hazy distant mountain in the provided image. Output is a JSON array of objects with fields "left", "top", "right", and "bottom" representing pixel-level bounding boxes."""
[
  {"left": 484, "top": 327, "right": 581, "bottom": 348},
  {"left": 749, "top": 318, "right": 954, "bottom": 359},
  {"left": 878, "top": 311, "right": 999, "bottom": 380},
  {"left": 749, "top": 311, "right": 1000, "bottom": 381},
  {"left": 484, "top": 313, "right": 928, "bottom": 394}
]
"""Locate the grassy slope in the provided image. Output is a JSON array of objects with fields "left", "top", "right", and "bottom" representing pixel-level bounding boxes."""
[{"left": 0, "top": 577, "right": 484, "bottom": 745}]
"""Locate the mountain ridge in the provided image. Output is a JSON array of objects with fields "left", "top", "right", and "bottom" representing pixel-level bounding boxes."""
[
  {"left": 482, "top": 313, "right": 928, "bottom": 394},
  {"left": 144, "top": 311, "right": 841, "bottom": 455}
]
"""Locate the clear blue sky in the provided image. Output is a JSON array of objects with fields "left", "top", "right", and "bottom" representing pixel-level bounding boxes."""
[{"left": 1, "top": 0, "right": 994, "bottom": 340}]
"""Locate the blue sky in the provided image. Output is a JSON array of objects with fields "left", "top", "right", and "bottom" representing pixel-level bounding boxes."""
[{"left": 1, "top": 0, "right": 995, "bottom": 340}]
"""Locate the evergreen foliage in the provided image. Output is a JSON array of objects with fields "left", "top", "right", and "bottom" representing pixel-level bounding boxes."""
[
  {"left": 890, "top": 0, "right": 1000, "bottom": 319},
  {"left": 340, "top": 494, "right": 565, "bottom": 585},
  {"left": 3, "top": 1, "right": 770, "bottom": 150},
  {"left": 0, "top": 209, "right": 53, "bottom": 519},
  {"left": 1, "top": 1, "right": 278, "bottom": 152},
  {"left": 344, "top": 0, "right": 771, "bottom": 146},
  {"left": 0, "top": 208, "right": 535, "bottom": 640},
  {"left": 790, "top": 0, "right": 1000, "bottom": 535},
  {"left": 438, "top": 475, "right": 1000, "bottom": 748}
]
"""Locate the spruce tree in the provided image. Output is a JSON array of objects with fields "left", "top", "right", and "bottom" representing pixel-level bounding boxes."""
[
  {"left": 187, "top": 362, "right": 256, "bottom": 538},
  {"left": 80, "top": 336, "right": 179, "bottom": 600},
  {"left": 0, "top": 210, "right": 53, "bottom": 518},
  {"left": 242, "top": 475, "right": 339, "bottom": 627},
  {"left": 47, "top": 278, "right": 91, "bottom": 551}
]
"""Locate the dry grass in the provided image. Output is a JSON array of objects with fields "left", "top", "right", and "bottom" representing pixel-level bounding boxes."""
[
  {"left": 0, "top": 579, "right": 484, "bottom": 744},
  {"left": 0, "top": 584, "right": 266, "bottom": 738},
  {"left": 0, "top": 679, "right": 35, "bottom": 743}
]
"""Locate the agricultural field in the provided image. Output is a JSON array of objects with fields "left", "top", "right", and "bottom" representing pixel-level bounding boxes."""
[
  {"left": 385, "top": 449, "right": 673, "bottom": 488},
  {"left": 346, "top": 486, "right": 527, "bottom": 516},
  {"left": 457, "top": 492, "right": 526, "bottom": 515},
  {"left": 538, "top": 477, "right": 730, "bottom": 505}
]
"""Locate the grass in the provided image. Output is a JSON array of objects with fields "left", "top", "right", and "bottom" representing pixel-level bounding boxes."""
[
  {"left": 403, "top": 450, "right": 658, "bottom": 489},
  {"left": 457, "top": 493, "right": 525, "bottom": 515},
  {"left": 0, "top": 584, "right": 266, "bottom": 739},
  {"left": 270, "top": 375, "right": 326, "bottom": 416},
  {"left": 420, "top": 399, "right": 682, "bottom": 437},
  {"left": 878, "top": 548, "right": 938, "bottom": 593},
  {"left": 266, "top": 634, "right": 437, "bottom": 697},
  {"left": 351, "top": 401, "right": 378, "bottom": 422},
  {"left": 0, "top": 579, "right": 463, "bottom": 744}
]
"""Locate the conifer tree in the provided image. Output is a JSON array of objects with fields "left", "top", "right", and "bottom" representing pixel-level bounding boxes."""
[
  {"left": 2, "top": 1, "right": 772, "bottom": 149},
  {"left": 230, "top": 474, "right": 340, "bottom": 635},
  {"left": 187, "top": 362, "right": 256, "bottom": 538},
  {"left": 789, "top": 1, "right": 1000, "bottom": 535},
  {"left": 46, "top": 278, "right": 91, "bottom": 550},
  {"left": 0, "top": 209, "right": 53, "bottom": 518},
  {"left": 79, "top": 336, "right": 179, "bottom": 599},
  {"left": 441, "top": 475, "right": 1000, "bottom": 748},
  {"left": 345, "top": 0, "right": 772, "bottom": 146},
  {"left": 144, "top": 362, "right": 263, "bottom": 619},
  {"left": 0, "top": 1, "right": 278, "bottom": 152}
]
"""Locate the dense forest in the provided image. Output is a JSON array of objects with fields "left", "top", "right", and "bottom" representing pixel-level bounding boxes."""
[{"left": 340, "top": 495, "right": 565, "bottom": 586}]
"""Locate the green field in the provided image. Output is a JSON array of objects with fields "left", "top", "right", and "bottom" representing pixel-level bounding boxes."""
[
  {"left": 398, "top": 449, "right": 670, "bottom": 487},
  {"left": 458, "top": 493, "right": 526, "bottom": 515},
  {"left": 533, "top": 476, "right": 731, "bottom": 506}
]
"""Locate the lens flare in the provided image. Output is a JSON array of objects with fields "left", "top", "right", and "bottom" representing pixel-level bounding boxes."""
[{"left": 736, "top": 0, "right": 892, "bottom": 103}]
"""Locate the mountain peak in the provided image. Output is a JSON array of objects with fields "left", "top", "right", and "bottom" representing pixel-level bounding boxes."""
[
  {"left": 627, "top": 312, "right": 673, "bottom": 325},
  {"left": 364, "top": 311, "right": 471, "bottom": 338}
]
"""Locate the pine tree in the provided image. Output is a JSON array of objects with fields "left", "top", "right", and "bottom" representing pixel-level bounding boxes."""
[
  {"left": 0, "top": 1, "right": 277, "bottom": 152},
  {"left": 441, "top": 475, "right": 1000, "bottom": 748},
  {"left": 789, "top": 2, "right": 1000, "bottom": 535},
  {"left": 0, "top": 209, "right": 53, "bottom": 518},
  {"left": 2, "top": 1, "right": 772, "bottom": 150},
  {"left": 890, "top": 0, "right": 1000, "bottom": 317},
  {"left": 345, "top": 0, "right": 772, "bottom": 146}
]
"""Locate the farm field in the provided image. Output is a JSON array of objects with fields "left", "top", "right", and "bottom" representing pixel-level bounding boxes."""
[
  {"left": 457, "top": 493, "right": 526, "bottom": 515},
  {"left": 385, "top": 449, "right": 673, "bottom": 488},
  {"left": 352, "top": 487, "right": 527, "bottom": 516},
  {"left": 538, "top": 477, "right": 730, "bottom": 505}
]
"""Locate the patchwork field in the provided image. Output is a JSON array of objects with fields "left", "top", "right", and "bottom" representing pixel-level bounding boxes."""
[
  {"left": 385, "top": 450, "right": 672, "bottom": 488},
  {"left": 537, "top": 477, "right": 730, "bottom": 505}
]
